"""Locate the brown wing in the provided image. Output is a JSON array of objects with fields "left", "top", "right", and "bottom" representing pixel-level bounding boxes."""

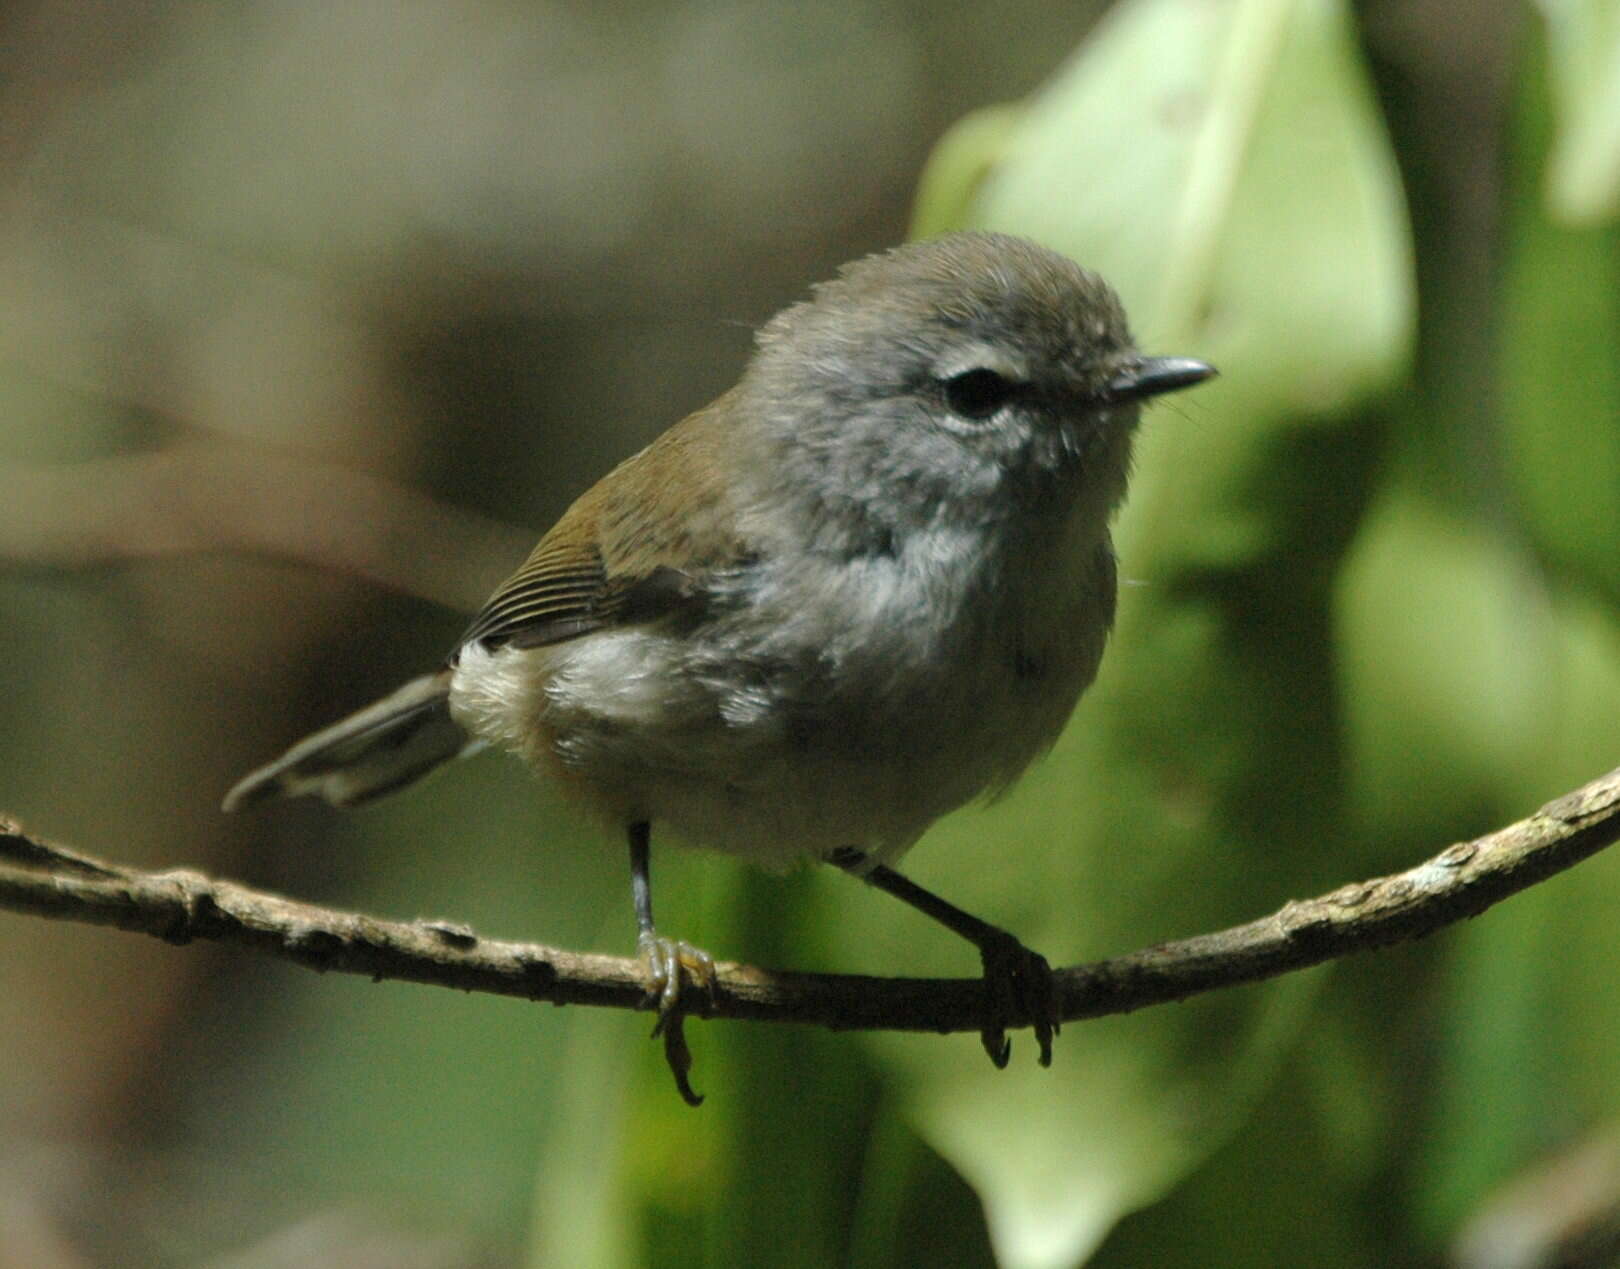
[{"left": 454, "top": 394, "right": 749, "bottom": 654}]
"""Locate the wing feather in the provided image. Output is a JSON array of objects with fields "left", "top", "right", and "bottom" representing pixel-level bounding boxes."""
[{"left": 453, "top": 395, "right": 749, "bottom": 655}]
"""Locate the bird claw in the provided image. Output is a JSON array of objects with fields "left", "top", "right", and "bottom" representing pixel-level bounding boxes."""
[
  {"left": 978, "top": 931, "right": 1059, "bottom": 1068},
  {"left": 658, "top": 1011, "right": 704, "bottom": 1108}
]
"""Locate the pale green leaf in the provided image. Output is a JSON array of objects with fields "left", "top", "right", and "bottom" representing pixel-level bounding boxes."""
[
  {"left": 1535, "top": 0, "right": 1620, "bottom": 223},
  {"left": 910, "top": 104, "right": 1025, "bottom": 242},
  {"left": 960, "top": 0, "right": 1411, "bottom": 403}
]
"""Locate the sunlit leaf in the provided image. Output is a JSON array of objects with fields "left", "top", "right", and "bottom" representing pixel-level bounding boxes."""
[
  {"left": 910, "top": 104, "right": 1025, "bottom": 241},
  {"left": 1534, "top": 0, "right": 1620, "bottom": 223}
]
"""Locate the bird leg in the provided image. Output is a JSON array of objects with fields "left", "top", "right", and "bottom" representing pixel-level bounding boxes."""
[
  {"left": 629, "top": 821, "right": 714, "bottom": 1105},
  {"left": 827, "top": 847, "right": 1059, "bottom": 1067}
]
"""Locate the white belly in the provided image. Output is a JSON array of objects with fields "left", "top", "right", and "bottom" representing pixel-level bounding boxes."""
[{"left": 449, "top": 517, "right": 1116, "bottom": 870}]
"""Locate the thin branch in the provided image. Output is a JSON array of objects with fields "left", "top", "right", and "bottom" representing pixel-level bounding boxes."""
[
  {"left": 3, "top": 764, "right": 1619, "bottom": 1040},
  {"left": 0, "top": 441, "right": 533, "bottom": 610}
]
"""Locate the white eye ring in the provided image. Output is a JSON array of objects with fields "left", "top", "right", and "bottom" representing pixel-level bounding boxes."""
[{"left": 933, "top": 343, "right": 1029, "bottom": 384}]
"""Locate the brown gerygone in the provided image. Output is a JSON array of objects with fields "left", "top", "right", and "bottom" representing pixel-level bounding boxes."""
[{"left": 225, "top": 231, "right": 1213, "bottom": 1077}]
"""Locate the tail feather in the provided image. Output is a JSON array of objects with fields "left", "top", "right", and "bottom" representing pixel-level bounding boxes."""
[{"left": 223, "top": 670, "right": 475, "bottom": 811}]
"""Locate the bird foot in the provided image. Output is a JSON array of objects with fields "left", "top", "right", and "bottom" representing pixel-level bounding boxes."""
[
  {"left": 977, "top": 930, "right": 1060, "bottom": 1068},
  {"left": 636, "top": 932, "right": 716, "bottom": 1107},
  {"left": 636, "top": 931, "right": 717, "bottom": 1026}
]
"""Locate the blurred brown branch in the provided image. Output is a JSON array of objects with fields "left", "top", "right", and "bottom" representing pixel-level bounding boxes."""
[
  {"left": 1452, "top": 1128, "right": 1620, "bottom": 1269},
  {"left": 0, "top": 442, "right": 533, "bottom": 610},
  {"left": 3, "top": 764, "right": 1619, "bottom": 1049}
]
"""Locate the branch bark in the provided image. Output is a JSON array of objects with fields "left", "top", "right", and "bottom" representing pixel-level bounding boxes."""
[{"left": 3, "top": 764, "right": 1619, "bottom": 1040}]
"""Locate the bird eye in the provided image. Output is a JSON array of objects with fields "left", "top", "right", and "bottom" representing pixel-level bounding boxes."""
[{"left": 942, "top": 368, "right": 1015, "bottom": 421}]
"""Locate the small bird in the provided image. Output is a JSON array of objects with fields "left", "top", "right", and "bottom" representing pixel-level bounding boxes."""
[{"left": 225, "top": 231, "right": 1213, "bottom": 1088}]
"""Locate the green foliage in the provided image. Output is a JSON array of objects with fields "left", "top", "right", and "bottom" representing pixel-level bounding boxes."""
[
  {"left": 1536, "top": 0, "right": 1620, "bottom": 222},
  {"left": 1503, "top": 40, "right": 1620, "bottom": 606}
]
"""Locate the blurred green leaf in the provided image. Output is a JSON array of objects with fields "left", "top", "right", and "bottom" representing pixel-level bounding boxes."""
[
  {"left": 527, "top": 1006, "right": 644, "bottom": 1269},
  {"left": 910, "top": 104, "right": 1024, "bottom": 241},
  {"left": 1091, "top": 1023, "right": 1391, "bottom": 1267},
  {"left": 528, "top": 863, "right": 882, "bottom": 1269},
  {"left": 688, "top": 870, "right": 880, "bottom": 1269},
  {"left": 184, "top": 761, "right": 622, "bottom": 1247},
  {"left": 1336, "top": 481, "right": 1560, "bottom": 841},
  {"left": 1502, "top": 32, "right": 1620, "bottom": 608},
  {"left": 1335, "top": 478, "right": 1576, "bottom": 1242},
  {"left": 1534, "top": 0, "right": 1620, "bottom": 224},
  {"left": 947, "top": 0, "right": 1411, "bottom": 394},
  {"left": 1393, "top": 582, "right": 1620, "bottom": 1243}
]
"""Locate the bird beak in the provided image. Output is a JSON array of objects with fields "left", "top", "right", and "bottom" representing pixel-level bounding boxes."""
[{"left": 1105, "top": 356, "right": 1217, "bottom": 402}]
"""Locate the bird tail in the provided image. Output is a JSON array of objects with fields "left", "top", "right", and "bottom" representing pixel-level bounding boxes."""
[{"left": 223, "top": 669, "right": 477, "bottom": 811}]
